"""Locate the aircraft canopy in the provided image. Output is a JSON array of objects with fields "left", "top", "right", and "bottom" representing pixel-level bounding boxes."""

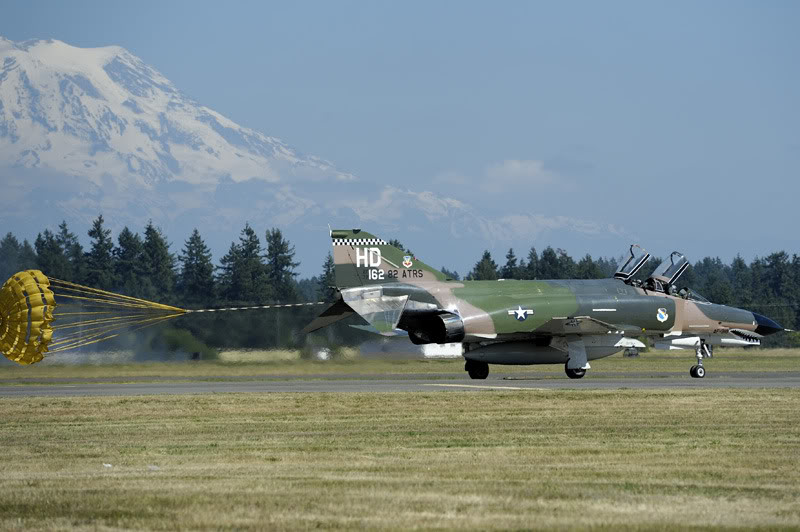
[
  {"left": 614, "top": 245, "right": 651, "bottom": 281},
  {"left": 650, "top": 251, "right": 690, "bottom": 285}
]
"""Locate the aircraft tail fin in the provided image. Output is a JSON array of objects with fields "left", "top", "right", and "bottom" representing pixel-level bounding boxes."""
[{"left": 329, "top": 229, "right": 447, "bottom": 289}]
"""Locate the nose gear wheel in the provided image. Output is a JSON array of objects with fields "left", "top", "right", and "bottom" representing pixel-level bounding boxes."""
[{"left": 690, "top": 341, "right": 712, "bottom": 378}]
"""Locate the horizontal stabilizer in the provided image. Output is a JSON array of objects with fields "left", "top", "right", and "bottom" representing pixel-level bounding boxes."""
[
  {"left": 349, "top": 324, "right": 409, "bottom": 337},
  {"left": 301, "top": 299, "right": 354, "bottom": 334}
]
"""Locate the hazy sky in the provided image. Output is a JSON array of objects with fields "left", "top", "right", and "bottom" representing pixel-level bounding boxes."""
[{"left": 2, "top": 1, "right": 798, "bottom": 274}]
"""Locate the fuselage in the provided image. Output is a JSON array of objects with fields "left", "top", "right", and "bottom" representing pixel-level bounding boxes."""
[
  {"left": 367, "top": 277, "right": 779, "bottom": 365},
  {"left": 384, "top": 277, "right": 761, "bottom": 339}
]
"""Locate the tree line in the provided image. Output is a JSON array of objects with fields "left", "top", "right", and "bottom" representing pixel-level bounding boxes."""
[
  {"left": 0, "top": 216, "right": 342, "bottom": 355},
  {"left": 1, "top": 220, "right": 798, "bottom": 350}
]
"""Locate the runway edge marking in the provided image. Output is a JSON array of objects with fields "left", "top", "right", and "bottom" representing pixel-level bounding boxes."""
[{"left": 422, "top": 383, "right": 542, "bottom": 391}]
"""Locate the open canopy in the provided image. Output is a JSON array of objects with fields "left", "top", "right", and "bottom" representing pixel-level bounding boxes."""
[
  {"left": 650, "top": 251, "right": 690, "bottom": 286},
  {"left": 614, "top": 245, "right": 651, "bottom": 281}
]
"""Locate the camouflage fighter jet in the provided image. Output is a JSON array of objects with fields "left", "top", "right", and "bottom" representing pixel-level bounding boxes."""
[{"left": 303, "top": 229, "right": 786, "bottom": 379}]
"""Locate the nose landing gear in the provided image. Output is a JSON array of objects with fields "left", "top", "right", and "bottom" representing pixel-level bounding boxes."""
[
  {"left": 689, "top": 364, "right": 705, "bottom": 378},
  {"left": 690, "top": 341, "right": 712, "bottom": 378}
]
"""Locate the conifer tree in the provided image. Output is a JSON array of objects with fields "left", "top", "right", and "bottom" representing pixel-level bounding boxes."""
[
  {"left": 35, "top": 229, "right": 70, "bottom": 279},
  {"left": 217, "top": 223, "right": 270, "bottom": 304},
  {"left": 555, "top": 248, "right": 577, "bottom": 279},
  {"left": 178, "top": 228, "right": 215, "bottom": 306},
  {"left": 239, "top": 223, "right": 270, "bottom": 303},
  {"left": 319, "top": 252, "right": 337, "bottom": 302},
  {"left": 470, "top": 250, "right": 498, "bottom": 280},
  {"left": 142, "top": 221, "right": 176, "bottom": 302},
  {"left": 265, "top": 228, "right": 300, "bottom": 302},
  {"left": 296, "top": 276, "right": 321, "bottom": 303},
  {"left": 85, "top": 215, "right": 115, "bottom": 290},
  {"left": 538, "top": 247, "right": 560, "bottom": 279},
  {"left": 595, "top": 256, "right": 618, "bottom": 278},
  {"left": 730, "top": 255, "right": 752, "bottom": 307},
  {"left": 501, "top": 248, "right": 519, "bottom": 279},
  {"left": 114, "top": 227, "right": 145, "bottom": 296},
  {"left": 576, "top": 254, "right": 602, "bottom": 279},
  {"left": 56, "top": 221, "right": 86, "bottom": 283},
  {"left": 0, "top": 233, "right": 22, "bottom": 282},
  {"left": 523, "top": 247, "right": 539, "bottom": 280},
  {"left": 217, "top": 242, "right": 240, "bottom": 302},
  {"left": 19, "top": 240, "right": 38, "bottom": 271}
]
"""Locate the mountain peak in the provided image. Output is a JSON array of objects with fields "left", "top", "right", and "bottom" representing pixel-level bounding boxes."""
[{"left": 0, "top": 35, "right": 354, "bottom": 188}]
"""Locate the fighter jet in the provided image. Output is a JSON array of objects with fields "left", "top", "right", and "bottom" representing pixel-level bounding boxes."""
[{"left": 303, "top": 229, "right": 785, "bottom": 379}]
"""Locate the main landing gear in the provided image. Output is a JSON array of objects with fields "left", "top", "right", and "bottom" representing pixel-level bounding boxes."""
[
  {"left": 565, "top": 364, "right": 586, "bottom": 379},
  {"left": 465, "top": 359, "right": 489, "bottom": 380},
  {"left": 690, "top": 341, "right": 712, "bottom": 378}
]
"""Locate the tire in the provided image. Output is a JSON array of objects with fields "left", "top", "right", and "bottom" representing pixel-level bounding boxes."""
[
  {"left": 565, "top": 365, "right": 586, "bottom": 379},
  {"left": 465, "top": 360, "right": 489, "bottom": 380},
  {"left": 694, "top": 366, "right": 705, "bottom": 378},
  {"left": 689, "top": 365, "right": 698, "bottom": 378}
]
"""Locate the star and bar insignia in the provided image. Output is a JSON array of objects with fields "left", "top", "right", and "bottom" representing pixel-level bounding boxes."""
[{"left": 508, "top": 306, "right": 534, "bottom": 321}]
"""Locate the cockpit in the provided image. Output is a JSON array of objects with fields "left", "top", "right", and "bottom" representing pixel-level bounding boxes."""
[{"left": 615, "top": 245, "right": 706, "bottom": 301}]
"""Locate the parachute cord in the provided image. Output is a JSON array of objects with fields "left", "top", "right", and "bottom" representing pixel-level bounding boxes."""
[
  {"left": 49, "top": 315, "right": 177, "bottom": 344},
  {"left": 51, "top": 312, "right": 171, "bottom": 332},
  {"left": 48, "top": 285, "right": 169, "bottom": 308},
  {"left": 48, "top": 279, "right": 185, "bottom": 312},
  {"left": 52, "top": 310, "right": 140, "bottom": 317},
  {"left": 49, "top": 313, "right": 185, "bottom": 353},
  {"left": 52, "top": 292, "right": 183, "bottom": 311}
]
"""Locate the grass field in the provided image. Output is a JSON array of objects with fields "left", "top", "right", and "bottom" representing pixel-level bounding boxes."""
[
  {"left": 2, "top": 389, "right": 800, "bottom": 530},
  {"left": 2, "top": 349, "right": 799, "bottom": 529},
  {"left": 0, "top": 347, "right": 798, "bottom": 381}
]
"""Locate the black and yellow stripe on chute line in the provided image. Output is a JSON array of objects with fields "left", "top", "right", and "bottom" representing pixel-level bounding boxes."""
[{"left": 186, "top": 302, "right": 326, "bottom": 313}]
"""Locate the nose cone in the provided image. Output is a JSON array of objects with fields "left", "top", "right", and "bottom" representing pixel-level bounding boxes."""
[{"left": 754, "top": 313, "right": 783, "bottom": 336}]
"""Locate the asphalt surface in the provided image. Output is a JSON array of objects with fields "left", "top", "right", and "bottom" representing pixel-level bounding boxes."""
[{"left": 1, "top": 371, "right": 799, "bottom": 397}]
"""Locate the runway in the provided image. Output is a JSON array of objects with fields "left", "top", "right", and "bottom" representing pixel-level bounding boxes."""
[{"left": 2, "top": 371, "right": 800, "bottom": 397}]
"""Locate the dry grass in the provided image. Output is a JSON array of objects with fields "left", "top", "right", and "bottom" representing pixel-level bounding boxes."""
[
  {"left": 1, "top": 389, "right": 799, "bottom": 530},
  {"left": 0, "top": 347, "right": 798, "bottom": 382}
]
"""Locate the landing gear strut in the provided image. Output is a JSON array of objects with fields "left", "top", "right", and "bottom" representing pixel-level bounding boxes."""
[
  {"left": 690, "top": 341, "right": 712, "bottom": 378},
  {"left": 465, "top": 359, "right": 489, "bottom": 380}
]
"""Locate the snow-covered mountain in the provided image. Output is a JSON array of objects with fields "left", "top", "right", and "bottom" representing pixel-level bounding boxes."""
[
  {"left": 0, "top": 36, "right": 353, "bottom": 186},
  {"left": 0, "top": 35, "right": 625, "bottom": 276},
  {"left": 0, "top": 35, "right": 369, "bottom": 273}
]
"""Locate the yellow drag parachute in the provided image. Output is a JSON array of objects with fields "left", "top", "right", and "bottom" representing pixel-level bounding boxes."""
[
  {"left": 0, "top": 270, "right": 186, "bottom": 365},
  {"left": 0, "top": 271, "right": 56, "bottom": 365}
]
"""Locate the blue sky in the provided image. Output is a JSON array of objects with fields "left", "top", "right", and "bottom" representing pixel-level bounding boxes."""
[{"left": 2, "top": 1, "right": 798, "bottom": 275}]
